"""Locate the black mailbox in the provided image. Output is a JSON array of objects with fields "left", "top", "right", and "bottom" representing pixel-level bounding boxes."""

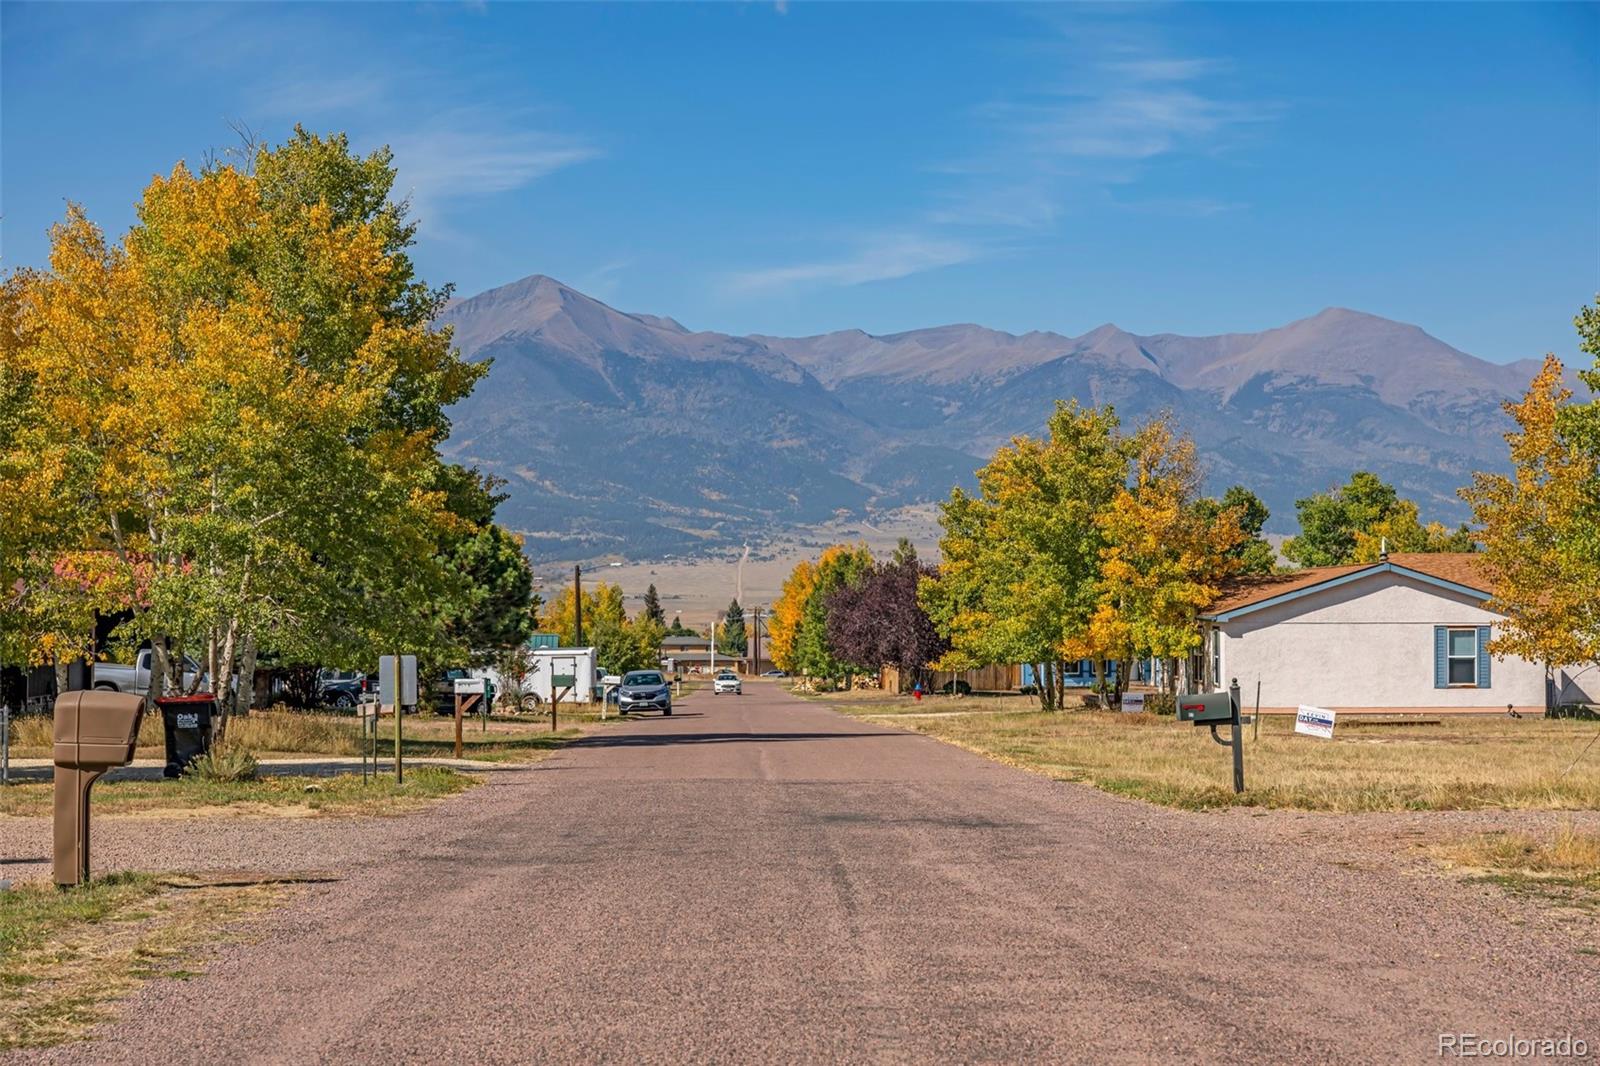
[{"left": 1177, "top": 691, "right": 1235, "bottom": 724}]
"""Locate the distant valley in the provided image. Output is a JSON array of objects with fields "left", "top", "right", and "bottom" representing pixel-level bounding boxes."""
[{"left": 438, "top": 275, "right": 1553, "bottom": 564}]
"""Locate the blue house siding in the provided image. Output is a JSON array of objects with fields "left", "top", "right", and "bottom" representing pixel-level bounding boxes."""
[{"left": 1022, "top": 660, "right": 1120, "bottom": 689}]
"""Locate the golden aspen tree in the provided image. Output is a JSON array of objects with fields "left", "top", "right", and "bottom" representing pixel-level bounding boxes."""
[
  {"left": 9, "top": 134, "right": 484, "bottom": 730},
  {"left": 1463, "top": 354, "right": 1599, "bottom": 680},
  {"left": 1095, "top": 420, "right": 1244, "bottom": 700},
  {"left": 767, "top": 558, "right": 817, "bottom": 673}
]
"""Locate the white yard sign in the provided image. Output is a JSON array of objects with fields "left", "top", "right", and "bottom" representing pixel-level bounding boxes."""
[
  {"left": 1120, "top": 692, "right": 1146, "bottom": 714},
  {"left": 1294, "top": 704, "right": 1337, "bottom": 739}
]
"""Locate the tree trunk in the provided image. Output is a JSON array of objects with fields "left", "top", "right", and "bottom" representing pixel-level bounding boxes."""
[
  {"left": 214, "top": 617, "right": 240, "bottom": 742},
  {"left": 236, "top": 631, "right": 258, "bottom": 718},
  {"left": 149, "top": 636, "right": 173, "bottom": 706}
]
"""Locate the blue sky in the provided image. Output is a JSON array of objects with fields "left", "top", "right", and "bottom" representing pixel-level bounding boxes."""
[{"left": 3, "top": 2, "right": 1596, "bottom": 362}]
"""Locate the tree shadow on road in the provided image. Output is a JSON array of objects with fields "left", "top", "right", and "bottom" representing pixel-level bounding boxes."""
[{"left": 567, "top": 731, "right": 894, "bottom": 748}]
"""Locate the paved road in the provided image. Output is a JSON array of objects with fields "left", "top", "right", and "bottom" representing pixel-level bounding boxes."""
[{"left": 14, "top": 682, "right": 1598, "bottom": 1064}]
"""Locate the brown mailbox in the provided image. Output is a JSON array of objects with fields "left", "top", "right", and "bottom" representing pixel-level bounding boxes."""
[{"left": 54, "top": 690, "right": 145, "bottom": 887}]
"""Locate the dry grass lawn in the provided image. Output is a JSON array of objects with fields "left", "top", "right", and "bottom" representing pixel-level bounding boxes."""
[
  {"left": 7, "top": 706, "right": 602, "bottom": 763},
  {"left": 0, "top": 766, "right": 475, "bottom": 819},
  {"left": 810, "top": 690, "right": 1600, "bottom": 812},
  {"left": 0, "top": 872, "right": 284, "bottom": 1049},
  {"left": 1431, "top": 824, "right": 1600, "bottom": 915}
]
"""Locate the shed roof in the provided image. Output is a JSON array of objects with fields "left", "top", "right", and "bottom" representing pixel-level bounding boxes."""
[{"left": 1203, "top": 553, "right": 1489, "bottom": 620}]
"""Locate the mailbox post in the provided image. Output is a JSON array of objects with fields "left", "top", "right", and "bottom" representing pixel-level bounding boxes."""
[
  {"left": 53, "top": 691, "right": 145, "bottom": 887},
  {"left": 452, "top": 677, "right": 485, "bottom": 759},
  {"left": 1178, "top": 678, "right": 1245, "bottom": 794}
]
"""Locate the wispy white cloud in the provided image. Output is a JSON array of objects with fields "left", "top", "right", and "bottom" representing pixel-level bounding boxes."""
[
  {"left": 255, "top": 74, "right": 393, "bottom": 120},
  {"left": 247, "top": 47, "right": 600, "bottom": 240},
  {"left": 931, "top": 18, "right": 1280, "bottom": 227},
  {"left": 1114, "top": 196, "right": 1246, "bottom": 218},
  {"left": 723, "top": 232, "right": 979, "bottom": 296},
  {"left": 725, "top": 13, "right": 1279, "bottom": 301},
  {"left": 390, "top": 123, "right": 598, "bottom": 202},
  {"left": 576, "top": 258, "right": 634, "bottom": 301}
]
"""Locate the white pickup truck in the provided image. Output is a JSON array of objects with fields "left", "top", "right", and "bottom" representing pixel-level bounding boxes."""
[{"left": 92, "top": 649, "right": 205, "bottom": 699}]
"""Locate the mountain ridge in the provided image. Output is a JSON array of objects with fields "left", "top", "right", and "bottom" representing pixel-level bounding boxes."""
[{"left": 437, "top": 274, "right": 1562, "bottom": 560}]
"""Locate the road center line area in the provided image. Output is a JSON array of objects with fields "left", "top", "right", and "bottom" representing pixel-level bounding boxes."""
[{"left": 3, "top": 681, "right": 1596, "bottom": 1064}]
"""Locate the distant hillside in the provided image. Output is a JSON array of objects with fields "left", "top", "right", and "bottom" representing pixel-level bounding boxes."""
[{"left": 438, "top": 275, "right": 1556, "bottom": 560}]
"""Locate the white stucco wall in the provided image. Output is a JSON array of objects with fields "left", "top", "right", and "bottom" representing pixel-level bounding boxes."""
[{"left": 1214, "top": 572, "right": 1549, "bottom": 711}]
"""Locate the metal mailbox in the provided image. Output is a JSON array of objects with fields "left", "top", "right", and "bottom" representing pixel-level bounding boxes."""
[
  {"left": 53, "top": 690, "right": 145, "bottom": 886},
  {"left": 1177, "top": 691, "right": 1235, "bottom": 724}
]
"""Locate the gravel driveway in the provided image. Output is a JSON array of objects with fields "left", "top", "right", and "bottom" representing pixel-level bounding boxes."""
[{"left": 3, "top": 682, "right": 1595, "bottom": 1063}]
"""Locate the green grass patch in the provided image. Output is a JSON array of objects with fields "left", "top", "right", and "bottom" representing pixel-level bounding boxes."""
[
  {"left": 0, "top": 872, "right": 162, "bottom": 965},
  {"left": 0, "top": 766, "right": 475, "bottom": 819},
  {"left": 0, "top": 873, "right": 282, "bottom": 1049}
]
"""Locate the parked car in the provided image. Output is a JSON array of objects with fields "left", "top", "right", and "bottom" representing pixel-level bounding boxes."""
[
  {"left": 318, "top": 669, "right": 364, "bottom": 709},
  {"left": 713, "top": 671, "right": 742, "bottom": 695},
  {"left": 616, "top": 670, "right": 672, "bottom": 715},
  {"left": 93, "top": 648, "right": 205, "bottom": 699},
  {"left": 761, "top": 669, "right": 788, "bottom": 678}
]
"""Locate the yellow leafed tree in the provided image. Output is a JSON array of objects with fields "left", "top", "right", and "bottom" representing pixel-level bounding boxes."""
[
  {"left": 6, "top": 131, "right": 484, "bottom": 729},
  {"left": 1095, "top": 421, "right": 1244, "bottom": 697},
  {"left": 767, "top": 558, "right": 817, "bottom": 673},
  {"left": 1462, "top": 354, "right": 1600, "bottom": 679}
]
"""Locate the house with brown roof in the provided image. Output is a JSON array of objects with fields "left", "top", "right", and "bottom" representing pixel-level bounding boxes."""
[{"left": 1198, "top": 552, "right": 1597, "bottom": 715}]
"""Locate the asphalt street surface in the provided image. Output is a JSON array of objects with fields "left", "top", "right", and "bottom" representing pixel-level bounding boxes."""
[{"left": 12, "top": 681, "right": 1597, "bottom": 1064}]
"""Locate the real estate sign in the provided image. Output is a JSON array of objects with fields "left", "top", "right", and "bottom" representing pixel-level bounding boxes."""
[
  {"left": 1120, "top": 692, "right": 1146, "bottom": 713},
  {"left": 1294, "top": 704, "right": 1337, "bottom": 739}
]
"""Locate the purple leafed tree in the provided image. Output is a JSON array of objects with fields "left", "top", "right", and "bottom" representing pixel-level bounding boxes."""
[{"left": 825, "top": 557, "right": 949, "bottom": 676}]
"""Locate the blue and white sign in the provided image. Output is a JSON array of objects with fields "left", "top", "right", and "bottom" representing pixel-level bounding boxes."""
[{"left": 1294, "top": 704, "right": 1336, "bottom": 739}]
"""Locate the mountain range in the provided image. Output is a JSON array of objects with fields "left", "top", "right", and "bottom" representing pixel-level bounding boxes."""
[{"left": 437, "top": 274, "right": 1553, "bottom": 560}]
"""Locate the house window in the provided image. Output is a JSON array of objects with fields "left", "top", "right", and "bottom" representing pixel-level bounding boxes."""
[
  {"left": 1446, "top": 628, "right": 1478, "bottom": 686},
  {"left": 1211, "top": 630, "right": 1221, "bottom": 689}
]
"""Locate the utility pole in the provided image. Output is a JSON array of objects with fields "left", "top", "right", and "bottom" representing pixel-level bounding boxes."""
[
  {"left": 573, "top": 564, "right": 583, "bottom": 648},
  {"left": 750, "top": 606, "right": 762, "bottom": 674}
]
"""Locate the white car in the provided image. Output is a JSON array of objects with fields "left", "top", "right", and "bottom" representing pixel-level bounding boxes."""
[{"left": 712, "top": 671, "right": 742, "bottom": 695}]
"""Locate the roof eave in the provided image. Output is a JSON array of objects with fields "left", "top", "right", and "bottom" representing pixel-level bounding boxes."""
[{"left": 1204, "top": 562, "right": 1491, "bottom": 623}]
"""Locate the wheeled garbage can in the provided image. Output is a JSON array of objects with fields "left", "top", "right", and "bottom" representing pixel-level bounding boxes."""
[{"left": 155, "top": 693, "right": 216, "bottom": 778}]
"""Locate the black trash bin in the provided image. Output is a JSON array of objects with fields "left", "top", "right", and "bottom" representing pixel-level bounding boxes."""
[{"left": 155, "top": 694, "right": 216, "bottom": 778}]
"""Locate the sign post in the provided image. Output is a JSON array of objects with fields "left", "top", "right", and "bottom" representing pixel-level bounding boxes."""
[
  {"left": 379, "top": 655, "right": 418, "bottom": 783},
  {"left": 359, "top": 697, "right": 377, "bottom": 783}
]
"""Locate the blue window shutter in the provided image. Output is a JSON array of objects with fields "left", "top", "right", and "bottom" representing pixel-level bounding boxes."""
[
  {"left": 1434, "top": 627, "right": 1447, "bottom": 689},
  {"left": 1477, "top": 625, "right": 1491, "bottom": 689}
]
